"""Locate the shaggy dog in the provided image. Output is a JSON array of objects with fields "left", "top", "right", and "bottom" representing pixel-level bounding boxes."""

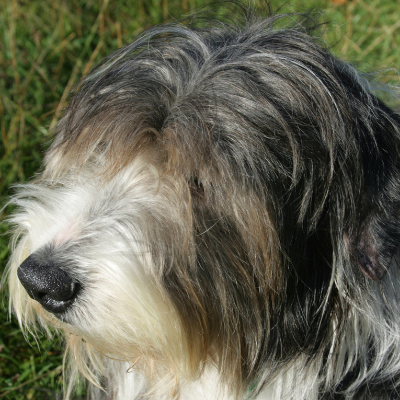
[{"left": 5, "top": 7, "right": 400, "bottom": 400}]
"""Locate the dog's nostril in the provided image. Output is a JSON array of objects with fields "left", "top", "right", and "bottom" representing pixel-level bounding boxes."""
[{"left": 17, "top": 253, "right": 81, "bottom": 315}]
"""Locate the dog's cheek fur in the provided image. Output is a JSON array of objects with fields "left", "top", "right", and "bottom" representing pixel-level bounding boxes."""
[{"left": 163, "top": 184, "right": 280, "bottom": 390}]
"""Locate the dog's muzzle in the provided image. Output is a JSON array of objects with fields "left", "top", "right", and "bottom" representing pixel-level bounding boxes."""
[{"left": 17, "top": 254, "right": 81, "bottom": 315}]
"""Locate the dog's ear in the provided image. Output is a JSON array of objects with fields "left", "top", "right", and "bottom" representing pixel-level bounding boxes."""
[
  {"left": 350, "top": 99, "right": 400, "bottom": 281},
  {"left": 356, "top": 209, "right": 400, "bottom": 281}
]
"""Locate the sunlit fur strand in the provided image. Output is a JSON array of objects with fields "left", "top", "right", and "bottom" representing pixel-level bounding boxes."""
[{"left": 5, "top": 7, "right": 400, "bottom": 400}]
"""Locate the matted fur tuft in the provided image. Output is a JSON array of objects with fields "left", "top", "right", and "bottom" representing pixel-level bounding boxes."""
[{"left": 5, "top": 6, "right": 400, "bottom": 400}]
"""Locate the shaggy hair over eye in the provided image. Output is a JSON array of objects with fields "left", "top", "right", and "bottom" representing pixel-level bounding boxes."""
[{"left": 5, "top": 5, "right": 400, "bottom": 400}]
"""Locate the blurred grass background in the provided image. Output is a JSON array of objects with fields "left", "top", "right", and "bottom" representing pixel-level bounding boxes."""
[{"left": 1, "top": 0, "right": 399, "bottom": 399}]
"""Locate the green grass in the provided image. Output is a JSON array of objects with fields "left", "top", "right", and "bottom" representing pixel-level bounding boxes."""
[{"left": 1, "top": 0, "right": 400, "bottom": 398}]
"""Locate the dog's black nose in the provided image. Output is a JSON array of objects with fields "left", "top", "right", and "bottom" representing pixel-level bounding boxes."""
[{"left": 17, "top": 254, "right": 80, "bottom": 315}]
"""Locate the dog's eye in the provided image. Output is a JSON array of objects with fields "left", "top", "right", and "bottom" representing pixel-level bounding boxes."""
[{"left": 189, "top": 177, "right": 204, "bottom": 199}]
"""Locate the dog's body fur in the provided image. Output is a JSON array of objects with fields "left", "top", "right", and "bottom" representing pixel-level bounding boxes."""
[{"left": 5, "top": 7, "right": 400, "bottom": 400}]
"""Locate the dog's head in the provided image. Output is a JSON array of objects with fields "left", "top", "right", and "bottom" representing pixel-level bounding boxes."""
[{"left": 6, "top": 10, "right": 400, "bottom": 398}]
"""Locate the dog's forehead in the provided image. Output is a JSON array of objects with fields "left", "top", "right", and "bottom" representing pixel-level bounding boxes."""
[{"left": 45, "top": 25, "right": 332, "bottom": 179}]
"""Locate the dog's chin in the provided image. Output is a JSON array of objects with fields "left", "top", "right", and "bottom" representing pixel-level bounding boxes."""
[
  {"left": 32, "top": 301, "right": 74, "bottom": 326},
  {"left": 50, "top": 309, "right": 72, "bottom": 323}
]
